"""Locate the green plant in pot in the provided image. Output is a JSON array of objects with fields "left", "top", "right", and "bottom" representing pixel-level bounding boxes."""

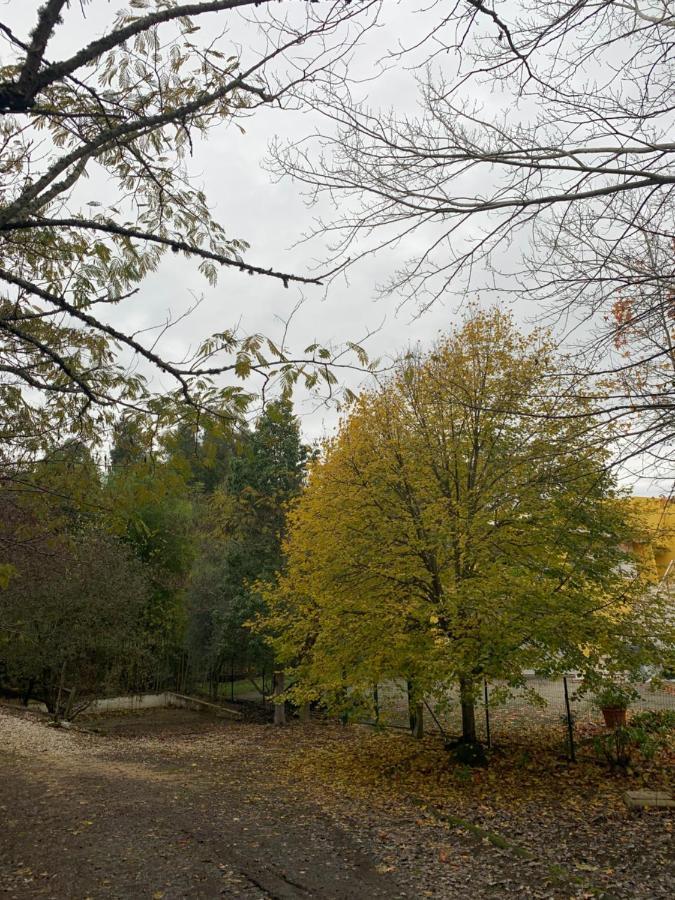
[{"left": 593, "top": 683, "right": 637, "bottom": 728}]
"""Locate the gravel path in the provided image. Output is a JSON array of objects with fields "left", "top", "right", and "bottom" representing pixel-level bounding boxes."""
[{"left": 0, "top": 707, "right": 407, "bottom": 899}]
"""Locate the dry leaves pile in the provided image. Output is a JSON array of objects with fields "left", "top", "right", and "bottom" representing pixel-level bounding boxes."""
[
  {"left": 284, "top": 723, "right": 673, "bottom": 814},
  {"left": 277, "top": 722, "right": 674, "bottom": 898}
]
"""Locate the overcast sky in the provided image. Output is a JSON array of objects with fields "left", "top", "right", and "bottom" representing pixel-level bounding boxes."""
[
  {"left": 3, "top": 2, "right": 516, "bottom": 423},
  {"left": 2, "top": 1, "right": 659, "bottom": 492}
]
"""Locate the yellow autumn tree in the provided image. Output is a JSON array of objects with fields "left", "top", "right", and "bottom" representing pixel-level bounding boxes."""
[{"left": 259, "top": 309, "right": 668, "bottom": 745}]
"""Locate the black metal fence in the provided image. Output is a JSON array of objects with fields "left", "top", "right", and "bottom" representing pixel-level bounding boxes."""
[
  {"left": 352, "top": 676, "right": 675, "bottom": 757},
  {"left": 116, "top": 656, "right": 675, "bottom": 759}
]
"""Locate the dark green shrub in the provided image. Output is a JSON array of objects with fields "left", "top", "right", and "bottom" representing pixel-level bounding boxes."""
[
  {"left": 592, "top": 711, "right": 673, "bottom": 769},
  {"left": 629, "top": 709, "right": 675, "bottom": 734}
]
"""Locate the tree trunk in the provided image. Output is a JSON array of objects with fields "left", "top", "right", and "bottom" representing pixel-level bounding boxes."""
[
  {"left": 64, "top": 685, "right": 76, "bottom": 721},
  {"left": 21, "top": 679, "right": 34, "bottom": 706},
  {"left": 412, "top": 702, "right": 424, "bottom": 739},
  {"left": 459, "top": 676, "right": 477, "bottom": 744},
  {"left": 210, "top": 670, "right": 219, "bottom": 702},
  {"left": 53, "top": 662, "right": 67, "bottom": 724},
  {"left": 407, "top": 679, "right": 415, "bottom": 730},
  {"left": 273, "top": 671, "right": 286, "bottom": 726},
  {"left": 42, "top": 672, "right": 56, "bottom": 715},
  {"left": 407, "top": 680, "right": 424, "bottom": 738}
]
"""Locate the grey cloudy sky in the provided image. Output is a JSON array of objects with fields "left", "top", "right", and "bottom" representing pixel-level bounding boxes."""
[
  {"left": 2, "top": 1, "right": 523, "bottom": 432},
  {"left": 4, "top": 0, "right": 656, "bottom": 491}
]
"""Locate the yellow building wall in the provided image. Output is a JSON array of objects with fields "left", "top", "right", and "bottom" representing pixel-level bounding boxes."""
[{"left": 629, "top": 497, "right": 675, "bottom": 582}]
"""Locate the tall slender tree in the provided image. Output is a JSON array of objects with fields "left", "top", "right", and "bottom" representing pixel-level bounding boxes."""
[{"left": 186, "top": 400, "right": 308, "bottom": 688}]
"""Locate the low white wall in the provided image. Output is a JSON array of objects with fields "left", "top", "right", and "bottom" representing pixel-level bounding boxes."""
[
  {"left": 89, "top": 692, "right": 170, "bottom": 712},
  {"left": 87, "top": 692, "right": 241, "bottom": 718}
]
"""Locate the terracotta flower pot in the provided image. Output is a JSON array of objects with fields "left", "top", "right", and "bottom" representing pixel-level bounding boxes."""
[{"left": 601, "top": 706, "right": 627, "bottom": 728}]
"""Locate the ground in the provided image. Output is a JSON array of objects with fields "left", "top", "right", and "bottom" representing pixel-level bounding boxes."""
[{"left": 0, "top": 705, "right": 672, "bottom": 899}]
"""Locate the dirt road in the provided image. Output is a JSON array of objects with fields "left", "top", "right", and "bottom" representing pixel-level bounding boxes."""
[
  {"left": 0, "top": 708, "right": 406, "bottom": 899},
  {"left": 1, "top": 705, "right": 673, "bottom": 899}
]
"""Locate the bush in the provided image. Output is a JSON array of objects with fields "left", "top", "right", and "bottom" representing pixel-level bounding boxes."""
[
  {"left": 629, "top": 709, "right": 675, "bottom": 735},
  {"left": 0, "top": 529, "right": 150, "bottom": 720},
  {"left": 591, "top": 710, "right": 673, "bottom": 769}
]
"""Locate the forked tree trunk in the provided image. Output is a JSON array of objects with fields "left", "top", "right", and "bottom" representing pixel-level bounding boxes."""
[{"left": 63, "top": 685, "right": 77, "bottom": 721}]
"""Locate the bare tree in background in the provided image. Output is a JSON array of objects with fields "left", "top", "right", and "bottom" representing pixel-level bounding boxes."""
[
  {"left": 555, "top": 201, "right": 675, "bottom": 477},
  {"left": 274, "top": 1, "right": 675, "bottom": 470},
  {"left": 0, "top": 0, "right": 378, "bottom": 464}
]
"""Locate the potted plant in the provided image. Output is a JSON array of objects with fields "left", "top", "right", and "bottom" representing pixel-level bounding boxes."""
[{"left": 593, "top": 683, "right": 635, "bottom": 728}]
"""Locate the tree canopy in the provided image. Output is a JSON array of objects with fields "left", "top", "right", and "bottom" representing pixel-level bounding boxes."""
[
  {"left": 0, "top": 0, "right": 375, "bottom": 467},
  {"left": 187, "top": 400, "right": 309, "bottom": 689},
  {"left": 259, "top": 310, "right": 669, "bottom": 742},
  {"left": 0, "top": 524, "right": 150, "bottom": 719}
]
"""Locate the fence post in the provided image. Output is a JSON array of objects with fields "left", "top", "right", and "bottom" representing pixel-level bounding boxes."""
[
  {"left": 563, "top": 676, "right": 576, "bottom": 763},
  {"left": 230, "top": 659, "right": 235, "bottom": 702},
  {"left": 373, "top": 683, "right": 380, "bottom": 725},
  {"left": 484, "top": 679, "right": 492, "bottom": 749}
]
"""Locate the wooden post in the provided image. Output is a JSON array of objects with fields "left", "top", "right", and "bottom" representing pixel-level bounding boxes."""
[
  {"left": 299, "top": 702, "right": 311, "bottom": 723},
  {"left": 273, "top": 671, "right": 286, "bottom": 726}
]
